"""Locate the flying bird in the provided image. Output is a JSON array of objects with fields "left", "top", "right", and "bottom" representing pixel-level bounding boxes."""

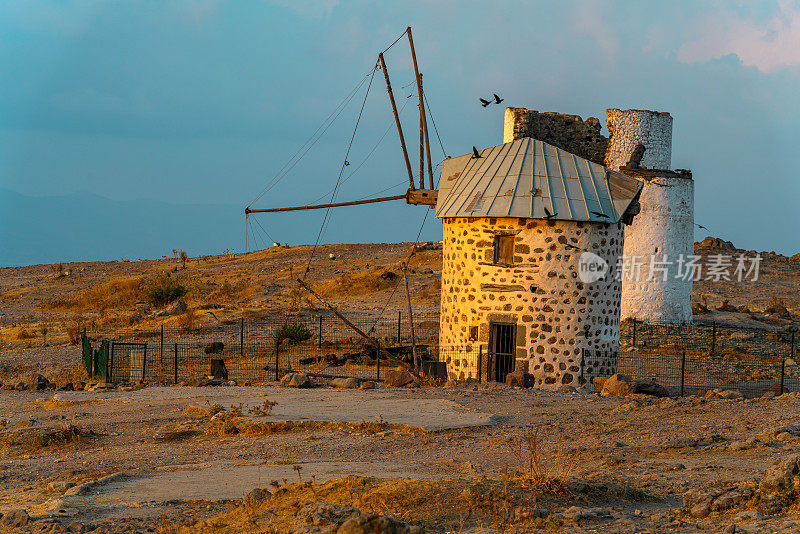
[
  {"left": 543, "top": 207, "right": 557, "bottom": 219},
  {"left": 564, "top": 243, "right": 581, "bottom": 251},
  {"left": 479, "top": 98, "right": 491, "bottom": 107},
  {"left": 590, "top": 211, "right": 610, "bottom": 219},
  {"left": 472, "top": 146, "right": 482, "bottom": 159},
  {"left": 493, "top": 93, "right": 504, "bottom": 104},
  {"left": 695, "top": 223, "right": 710, "bottom": 231}
]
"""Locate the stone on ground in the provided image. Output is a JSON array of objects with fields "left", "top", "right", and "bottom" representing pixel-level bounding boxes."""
[
  {"left": 329, "top": 377, "right": 362, "bottom": 389},
  {"left": 384, "top": 370, "right": 415, "bottom": 388},
  {"left": 280, "top": 373, "right": 313, "bottom": 388}
]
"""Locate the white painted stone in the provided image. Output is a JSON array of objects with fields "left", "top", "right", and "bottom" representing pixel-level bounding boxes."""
[
  {"left": 605, "top": 109, "right": 672, "bottom": 170},
  {"left": 621, "top": 174, "right": 694, "bottom": 324}
]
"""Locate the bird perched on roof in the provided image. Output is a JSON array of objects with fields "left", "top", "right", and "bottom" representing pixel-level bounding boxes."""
[
  {"left": 543, "top": 207, "right": 557, "bottom": 219},
  {"left": 479, "top": 98, "right": 491, "bottom": 107},
  {"left": 472, "top": 146, "right": 482, "bottom": 159},
  {"left": 493, "top": 93, "right": 504, "bottom": 104}
]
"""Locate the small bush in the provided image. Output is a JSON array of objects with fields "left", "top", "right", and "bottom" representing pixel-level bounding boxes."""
[
  {"left": 273, "top": 323, "right": 313, "bottom": 345},
  {"left": 16, "top": 328, "right": 36, "bottom": 340},
  {"left": 146, "top": 276, "right": 187, "bottom": 306},
  {"left": 35, "top": 425, "right": 95, "bottom": 448}
]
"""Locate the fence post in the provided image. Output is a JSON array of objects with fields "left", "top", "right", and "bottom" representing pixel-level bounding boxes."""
[
  {"left": 240, "top": 317, "right": 245, "bottom": 358},
  {"left": 792, "top": 331, "right": 796, "bottom": 361},
  {"left": 632, "top": 319, "right": 637, "bottom": 348},
  {"left": 580, "top": 348, "right": 585, "bottom": 386},
  {"left": 680, "top": 350, "right": 686, "bottom": 397},
  {"left": 109, "top": 342, "right": 115, "bottom": 382},
  {"left": 274, "top": 343, "right": 280, "bottom": 382},
  {"left": 318, "top": 315, "right": 323, "bottom": 349},
  {"left": 781, "top": 356, "right": 786, "bottom": 395},
  {"left": 478, "top": 346, "right": 482, "bottom": 383},
  {"left": 173, "top": 343, "right": 178, "bottom": 385},
  {"left": 142, "top": 342, "right": 147, "bottom": 384},
  {"left": 160, "top": 324, "right": 164, "bottom": 364},
  {"left": 376, "top": 344, "right": 381, "bottom": 381},
  {"left": 397, "top": 311, "right": 401, "bottom": 344},
  {"left": 712, "top": 321, "right": 717, "bottom": 353}
]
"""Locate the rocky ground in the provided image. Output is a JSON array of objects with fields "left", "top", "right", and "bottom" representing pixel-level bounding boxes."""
[{"left": 3, "top": 377, "right": 800, "bottom": 532}]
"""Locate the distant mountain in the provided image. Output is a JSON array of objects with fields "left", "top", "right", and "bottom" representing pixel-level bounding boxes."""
[{"left": 0, "top": 188, "right": 440, "bottom": 267}]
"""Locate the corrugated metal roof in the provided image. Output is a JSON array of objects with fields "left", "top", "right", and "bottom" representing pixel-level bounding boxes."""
[{"left": 435, "top": 137, "right": 643, "bottom": 222}]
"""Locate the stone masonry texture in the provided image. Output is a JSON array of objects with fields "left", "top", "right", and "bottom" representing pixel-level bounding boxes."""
[{"left": 439, "top": 217, "right": 622, "bottom": 387}]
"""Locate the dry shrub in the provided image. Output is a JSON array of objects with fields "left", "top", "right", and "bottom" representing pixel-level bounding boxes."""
[
  {"left": 65, "top": 317, "right": 86, "bottom": 345},
  {"left": 144, "top": 275, "right": 187, "bottom": 306},
  {"left": 16, "top": 327, "right": 36, "bottom": 340},
  {"left": 313, "top": 267, "right": 400, "bottom": 298},
  {"left": 415, "top": 278, "right": 441, "bottom": 303},
  {"left": 3, "top": 424, "right": 97, "bottom": 451},
  {"left": 179, "top": 308, "right": 196, "bottom": 333},
  {"left": 45, "top": 277, "right": 142, "bottom": 312},
  {"left": 507, "top": 427, "right": 579, "bottom": 494}
]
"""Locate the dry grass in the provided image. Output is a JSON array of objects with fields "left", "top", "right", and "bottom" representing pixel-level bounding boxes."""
[
  {"left": 2, "top": 424, "right": 97, "bottom": 451},
  {"left": 313, "top": 267, "right": 400, "bottom": 298},
  {"left": 44, "top": 276, "right": 143, "bottom": 312},
  {"left": 507, "top": 427, "right": 580, "bottom": 494}
]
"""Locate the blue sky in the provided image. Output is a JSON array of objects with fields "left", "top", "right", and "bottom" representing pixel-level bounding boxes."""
[{"left": 2, "top": 0, "right": 800, "bottom": 264}]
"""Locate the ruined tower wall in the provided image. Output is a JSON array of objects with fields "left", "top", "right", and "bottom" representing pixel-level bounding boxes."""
[
  {"left": 439, "top": 217, "right": 622, "bottom": 387},
  {"left": 605, "top": 108, "right": 673, "bottom": 170},
  {"left": 503, "top": 108, "right": 608, "bottom": 165},
  {"left": 620, "top": 171, "right": 694, "bottom": 324}
]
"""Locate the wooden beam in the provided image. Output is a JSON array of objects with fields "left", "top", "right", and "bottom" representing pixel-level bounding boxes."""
[
  {"left": 296, "top": 278, "right": 422, "bottom": 381},
  {"left": 379, "top": 52, "right": 416, "bottom": 190},
  {"left": 407, "top": 27, "right": 434, "bottom": 190},
  {"left": 246, "top": 194, "right": 405, "bottom": 214}
]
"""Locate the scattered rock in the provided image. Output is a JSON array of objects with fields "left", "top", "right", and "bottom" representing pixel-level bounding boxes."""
[
  {"left": 384, "top": 370, "right": 415, "bottom": 388},
  {"left": 280, "top": 373, "right": 313, "bottom": 388},
  {"left": 337, "top": 513, "right": 422, "bottom": 534},
  {"left": 0, "top": 509, "right": 29, "bottom": 528},
  {"left": 560, "top": 506, "right": 611, "bottom": 522},
  {"left": 329, "top": 377, "right": 362, "bottom": 389},
  {"left": 755, "top": 456, "right": 800, "bottom": 515},
  {"left": 47, "top": 481, "right": 77, "bottom": 492},
  {"left": 505, "top": 370, "right": 535, "bottom": 388},
  {"left": 683, "top": 486, "right": 753, "bottom": 518},
  {"left": 705, "top": 388, "right": 743, "bottom": 400},
  {"left": 360, "top": 381, "right": 376, "bottom": 390},
  {"left": 58, "top": 382, "right": 74, "bottom": 391},
  {"left": 158, "top": 298, "right": 188, "bottom": 317},
  {"left": 600, "top": 374, "right": 633, "bottom": 397},
  {"left": 244, "top": 487, "right": 271, "bottom": 504},
  {"left": 631, "top": 378, "right": 670, "bottom": 397}
]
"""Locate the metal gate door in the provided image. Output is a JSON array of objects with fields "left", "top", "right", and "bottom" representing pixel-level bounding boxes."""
[{"left": 490, "top": 323, "right": 516, "bottom": 382}]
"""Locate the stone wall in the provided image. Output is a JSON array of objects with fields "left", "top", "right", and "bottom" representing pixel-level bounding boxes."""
[
  {"left": 503, "top": 108, "right": 608, "bottom": 165},
  {"left": 440, "top": 217, "right": 623, "bottom": 387},
  {"left": 620, "top": 169, "right": 694, "bottom": 324}
]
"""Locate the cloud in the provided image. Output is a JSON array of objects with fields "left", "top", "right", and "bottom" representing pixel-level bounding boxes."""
[{"left": 677, "top": 0, "right": 800, "bottom": 72}]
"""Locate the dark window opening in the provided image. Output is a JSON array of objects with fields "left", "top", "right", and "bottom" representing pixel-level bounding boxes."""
[
  {"left": 493, "top": 234, "right": 515, "bottom": 265},
  {"left": 469, "top": 326, "right": 479, "bottom": 341},
  {"left": 489, "top": 322, "right": 516, "bottom": 383}
]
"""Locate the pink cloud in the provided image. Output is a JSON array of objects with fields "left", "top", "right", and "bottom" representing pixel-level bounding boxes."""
[{"left": 678, "top": 1, "right": 800, "bottom": 72}]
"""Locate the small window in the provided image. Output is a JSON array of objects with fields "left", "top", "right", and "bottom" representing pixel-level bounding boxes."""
[
  {"left": 469, "top": 326, "right": 479, "bottom": 341},
  {"left": 493, "top": 234, "right": 515, "bottom": 265}
]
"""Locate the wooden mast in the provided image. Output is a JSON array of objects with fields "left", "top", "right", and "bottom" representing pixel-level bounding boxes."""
[
  {"left": 407, "top": 27, "right": 434, "bottom": 190},
  {"left": 379, "top": 52, "right": 415, "bottom": 190}
]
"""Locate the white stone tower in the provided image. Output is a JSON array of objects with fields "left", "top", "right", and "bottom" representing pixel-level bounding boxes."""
[{"left": 606, "top": 109, "right": 694, "bottom": 324}]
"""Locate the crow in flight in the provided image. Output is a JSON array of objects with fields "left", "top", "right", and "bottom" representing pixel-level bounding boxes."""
[
  {"left": 493, "top": 93, "right": 504, "bottom": 104},
  {"left": 479, "top": 98, "right": 491, "bottom": 107},
  {"left": 472, "top": 146, "right": 482, "bottom": 159},
  {"left": 695, "top": 223, "right": 710, "bottom": 231}
]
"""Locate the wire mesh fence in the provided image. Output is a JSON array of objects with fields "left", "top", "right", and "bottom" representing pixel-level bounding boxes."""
[
  {"left": 88, "top": 310, "right": 440, "bottom": 385},
  {"left": 86, "top": 311, "right": 798, "bottom": 395}
]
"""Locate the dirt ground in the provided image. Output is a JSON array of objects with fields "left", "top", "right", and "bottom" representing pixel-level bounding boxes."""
[{"left": 3, "top": 381, "right": 800, "bottom": 533}]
